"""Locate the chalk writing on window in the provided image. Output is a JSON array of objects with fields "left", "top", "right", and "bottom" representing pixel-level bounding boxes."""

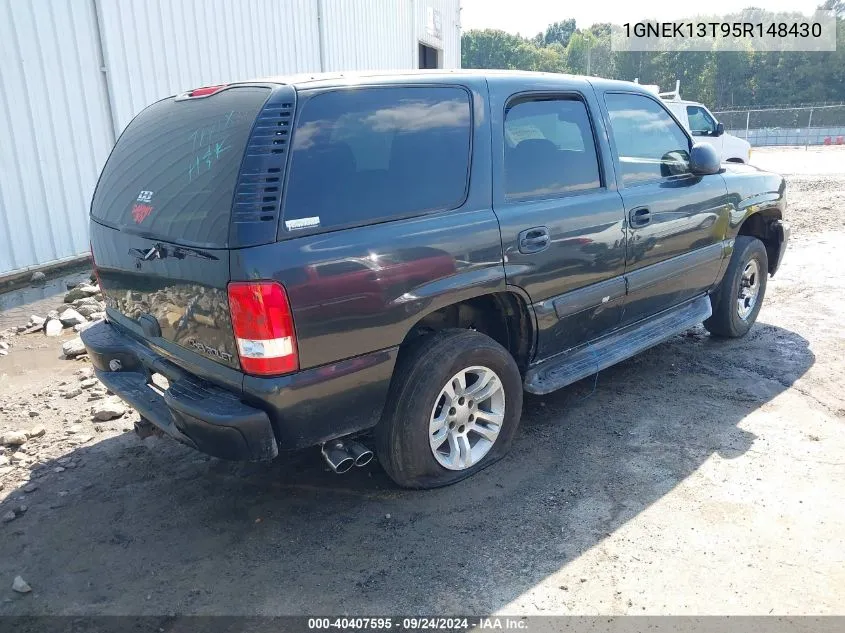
[{"left": 187, "top": 110, "right": 236, "bottom": 183}]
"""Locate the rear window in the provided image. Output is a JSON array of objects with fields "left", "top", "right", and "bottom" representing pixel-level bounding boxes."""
[
  {"left": 91, "top": 87, "right": 270, "bottom": 247},
  {"left": 283, "top": 86, "right": 471, "bottom": 232},
  {"left": 504, "top": 98, "right": 601, "bottom": 201}
]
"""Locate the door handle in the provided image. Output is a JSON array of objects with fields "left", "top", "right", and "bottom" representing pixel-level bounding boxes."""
[
  {"left": 629, "top": 207, "right": 651, "bottom": 228},
  {"left": 517, "top": 227, "right": 550, "bottom": 254}
]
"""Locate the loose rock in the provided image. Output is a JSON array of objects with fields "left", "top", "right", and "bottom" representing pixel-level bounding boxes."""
[
  {"left": 92, "top": 399, "right": 126, "bottom": 421},
  {"left": 12, "top": 576, "right": 32, "bottom": 593},
  {"left": 29, "top": 315, "right": 46, "bottom": 328},
  {"left": 30, "top": 271, "right": 46, "bottom": 282},
  {"left": 0, "top": 342, "right": 9, "bottom": 351},
  {"left": 59, "top": 309, "right": 86, "bottom": 327},
  {"left": 1, "top": 431, "right": 27, "bottom": 447},
  {"left": 72, "top": 296, "right": 99, "bottom": 308},
  {"left": 62, "top": 337, "right": 86, "bottom": 358},
  {"left": 2, "top": 511, "right": 15, "bottom": 523},
  {"left": 23, "top": 483, "right": 38, "bottom": 493},
  {"left": 62, "top": 387, "right": 83, "bottom": 399},
  {"left": 74, "top": 304, "right": 102, "bottom": 318},
  {"left": 64, "top": 284, "right": 100, "bottom": 303},
  {"left": 26, "top": 426, "right": 45, "bottom": 438},
  {"left": 45, "top": 319, "right": 63, "bottom": 337},
  {"left": 80, "top": 378, "right": 98, "bottom": 389}
]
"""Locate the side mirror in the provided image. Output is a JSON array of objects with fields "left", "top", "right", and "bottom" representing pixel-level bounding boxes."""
[
  {"left": 689, "top": 142, "right": 721, "bottom": 176},
  {"left": 715, "top": 122, "right": 725, "bottom": 136}
]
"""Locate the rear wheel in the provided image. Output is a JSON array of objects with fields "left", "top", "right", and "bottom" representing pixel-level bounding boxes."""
[
  {"left": 376, "top": 329, "right": 523, "bottom": 489},
  {"left": 704, "top": 236, "right": 768, "bottom": 338}
]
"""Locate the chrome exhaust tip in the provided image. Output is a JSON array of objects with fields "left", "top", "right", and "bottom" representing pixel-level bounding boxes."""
[
  {"left": 347, "top": 441, "right": 374, "bottom": 467},
  {"left": 321, "top": 441, "right": 355, "bottom": 474}
]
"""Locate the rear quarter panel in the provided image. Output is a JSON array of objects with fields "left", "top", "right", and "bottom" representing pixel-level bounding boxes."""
[{"left": 231, "top": 78, "right": 505, "bottom": 370}]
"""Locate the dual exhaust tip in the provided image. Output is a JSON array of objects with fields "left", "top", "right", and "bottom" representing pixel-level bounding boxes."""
[{"left": 321, "top": 440, "right": 373, "bottom": 474}]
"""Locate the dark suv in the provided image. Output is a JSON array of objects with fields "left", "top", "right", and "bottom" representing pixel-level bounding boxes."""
[{"left": 83, "top": 71, "right": 789, "bottom": 488}]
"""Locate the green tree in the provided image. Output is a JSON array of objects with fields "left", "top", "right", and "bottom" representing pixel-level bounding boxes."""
[
  {"left": 542, "top": 19, "right": 577, "bottom": 48},
  {"left": 564, "top": 31, "right": 596, "bottom": 75},
  {"left": 462, "top": 10, "right": 845, "bottom": 109}
]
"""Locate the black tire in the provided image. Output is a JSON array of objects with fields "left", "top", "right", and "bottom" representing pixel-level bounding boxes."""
[
  {"left": 704, "top": 236, "right": 768, "bottom": 338},
  {"left": 375, "top": 329, "right": 523, "bottom": 489}
]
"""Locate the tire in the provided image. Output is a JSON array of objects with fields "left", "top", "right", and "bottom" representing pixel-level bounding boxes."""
[
  {"left": 376, "top": 329, "right": 523, "bottom": 489},
  {"left": 704, "top": 236, "right": 768, "bottom": 338}
]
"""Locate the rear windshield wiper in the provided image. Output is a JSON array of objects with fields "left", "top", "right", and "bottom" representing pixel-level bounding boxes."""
[{"left": 129, "top": 243, "right": 218, "bottom": 262}]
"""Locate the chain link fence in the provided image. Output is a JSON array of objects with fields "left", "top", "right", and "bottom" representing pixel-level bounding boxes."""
[{"left": 713, "top": 105, "right": 845, "bottom": 147}]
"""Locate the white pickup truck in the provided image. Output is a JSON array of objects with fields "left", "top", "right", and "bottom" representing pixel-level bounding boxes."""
[{"left": 641, "top": 82, "right": 752, "bottom": 164}]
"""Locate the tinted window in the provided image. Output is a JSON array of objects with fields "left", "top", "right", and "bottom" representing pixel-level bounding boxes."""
[
  {"left": 284, "top": 87, "right": 471, "bottom": 231},
  {"left": 687, "top": 105, "right": 716, "bottom": 135},
  {"left": 605, "top": 93, "right": 691, "bottom": 186},
  {"left": 91, "top": 87, "right": 270, "bottom": 247},
  {"left": 504, "top": 98, "right": 601, "bottom": 201}
]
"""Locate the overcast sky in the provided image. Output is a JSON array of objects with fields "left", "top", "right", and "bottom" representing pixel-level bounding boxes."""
[{"left": 459, "top": 0, "right": 827, "bottom": 35}]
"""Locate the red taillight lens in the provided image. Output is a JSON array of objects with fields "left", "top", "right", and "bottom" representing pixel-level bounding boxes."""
[{"left": 228, "top": 281, "right": 298, "bottom": 376}]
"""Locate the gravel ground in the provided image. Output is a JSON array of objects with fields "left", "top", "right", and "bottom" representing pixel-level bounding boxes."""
[{"left": 0, "top": 146, "right": 843, "bottom": 615}]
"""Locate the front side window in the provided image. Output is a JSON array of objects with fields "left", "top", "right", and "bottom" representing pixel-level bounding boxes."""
[
  {"left": 504, "top": 98, "right": 601, "bottom": 201},
  {"left": 687, "top": 105, "right": 717, "bottom": 136},
  {"left": 605, "top": 93, "right": 691, "bottom": 186},
  {"left": 284, "top": 87, "right": 471, "bottom": 231}
]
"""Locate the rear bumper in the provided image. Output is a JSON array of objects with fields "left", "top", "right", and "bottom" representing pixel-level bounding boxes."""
[
  {"left": 81, "top": 321, "right": 278, "bottom": 461},
  {"left": 81, "top": 319, "right": 398, "bottom": 459}
]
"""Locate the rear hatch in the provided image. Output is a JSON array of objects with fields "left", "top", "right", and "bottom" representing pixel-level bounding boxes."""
[{"left": 89, "top": 86, "right": 273, "bottom": 372}]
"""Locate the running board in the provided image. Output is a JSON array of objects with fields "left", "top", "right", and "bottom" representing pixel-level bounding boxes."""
[{"left": 524, "top": 294, "right": 712, "bottom": 395}]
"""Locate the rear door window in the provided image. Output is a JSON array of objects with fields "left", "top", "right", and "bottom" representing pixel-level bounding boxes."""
[
  {"left": 91, "top": 87, "right": 270, "bottom": 247},
  {"left": 504, "top": 98, "right": 601, "bottom": 201},
  {"left": 283, "top": 87, "right": 472, "bottom": 232}
]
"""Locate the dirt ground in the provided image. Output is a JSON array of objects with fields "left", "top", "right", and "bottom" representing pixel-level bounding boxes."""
[{"left": 0, "top": 146, "right": 843, "bottom": 616}]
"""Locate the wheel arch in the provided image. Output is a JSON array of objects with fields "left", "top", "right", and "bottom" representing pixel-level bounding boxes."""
[
  {"left": 736, "top": 209, "right": 783, "bottom": 275},
  {"left": 398, "top": 289, "right": 536, "bottom": 373}
]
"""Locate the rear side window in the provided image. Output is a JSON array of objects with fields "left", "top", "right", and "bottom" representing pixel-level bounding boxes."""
[
  {"left": 91, "top": 87, "right": 270, "bottom": 247},
  {"left": 283, "top": 87, "right": 471, "bottom": 231},
  {"left": 504, "top": 98, "right": 601, "bottom": 201},
  {"left": 604, "top": 93, "right": 691, "bottom": 186}
]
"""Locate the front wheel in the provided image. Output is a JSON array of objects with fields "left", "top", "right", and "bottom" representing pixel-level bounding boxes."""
[
  {"left": 376, "top": 329, "right": 523, "bottom": 489},
  {"left": 704, "top": 235, "right": 768, "bottom": 338}
]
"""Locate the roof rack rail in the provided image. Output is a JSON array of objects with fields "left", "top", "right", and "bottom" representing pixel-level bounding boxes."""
[{"left": 658, "top": 80, "right": 682, "bottom": 102}]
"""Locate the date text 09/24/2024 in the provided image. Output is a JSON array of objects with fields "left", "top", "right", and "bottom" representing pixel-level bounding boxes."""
[{"left": 307, "top": 617, "right": 527, "bottom": 630}]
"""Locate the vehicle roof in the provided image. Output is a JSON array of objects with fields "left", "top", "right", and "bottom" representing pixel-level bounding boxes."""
[{"left": 240, "top": 69, "right": 652, "bottom": 95}]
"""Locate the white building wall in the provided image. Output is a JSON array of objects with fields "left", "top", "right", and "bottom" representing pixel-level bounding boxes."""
[
  {"left": 414, "top": 0, "right": 462, "bottom": 69},
  {"left": 321, "top": 0, "right": 416, "bottom": 71},
  {"left": 97, "top": 0, "right": 322, "bottom": 133},
  {"left": 0, "top": 0, "right": 463, "bottom": 279},
  {"left": 0, "top": 0, "right": 114, "bottom": 278}
]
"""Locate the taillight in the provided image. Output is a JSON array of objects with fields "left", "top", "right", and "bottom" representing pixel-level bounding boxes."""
[{"left": 227, "top": 281, "right": 298, "bottom": 376}]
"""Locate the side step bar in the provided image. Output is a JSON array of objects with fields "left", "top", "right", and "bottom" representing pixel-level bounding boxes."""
[{"left": 524, "top": 294, "right": 712, "bottom": 395}]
